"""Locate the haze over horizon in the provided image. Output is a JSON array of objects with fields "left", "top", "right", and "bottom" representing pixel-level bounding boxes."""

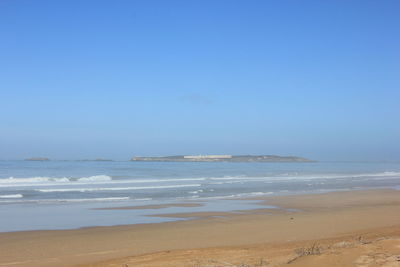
[{"left": 1, "top": 1, "right": 399, "bottom": 161}]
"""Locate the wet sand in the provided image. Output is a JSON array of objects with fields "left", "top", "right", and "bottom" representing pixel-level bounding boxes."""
[
  {"left": 0, "top": 189, "right": 399, "bottom": 267},
  {"left": 93, "top": 202, "right": 203, "bottom": 210}
]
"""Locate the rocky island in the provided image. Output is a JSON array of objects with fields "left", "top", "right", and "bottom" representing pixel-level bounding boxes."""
[{"left": 131, "top": 155, "right": 314, "bottom": 162}]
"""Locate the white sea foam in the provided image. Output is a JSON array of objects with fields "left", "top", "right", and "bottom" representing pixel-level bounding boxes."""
[
  {"left": 133, "top": 198, "right": 153, "bottom": 201},
  {"left": 0, "top": 194, "right": 23, "bottom": 198},
  {"left": 0, "top": 177, "right": 70, "bottom": 183},
  {"left": 36, "top": 184, "right": 202, "bottom": 193},
  {"left": 208, "top": 171, "right": 400, "bottom": 182},
  {"left": 0, "top": 197, "right": 131, "bottom": 203},
  {"left": 189, "top": 189, "right": 203, "bottom": 194},
  {"left": 0, "top": 176, "right": 205, "bottom": 187},
  {"left": 76, "top": 175, "right": 112, "bottom": 182},
  {"left": 1, "top": 171, "right": 399, "bottom": 188},
  {"left": 0, "top": 175, "right": 112, "bottom": 185},
  {"left": 210, "top": 181, "right": 243, "bottom": 185}
]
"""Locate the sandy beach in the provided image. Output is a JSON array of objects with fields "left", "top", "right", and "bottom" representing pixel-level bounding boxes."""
[{"left": 0, "top": 189, "right": 399, "bottom": 267}]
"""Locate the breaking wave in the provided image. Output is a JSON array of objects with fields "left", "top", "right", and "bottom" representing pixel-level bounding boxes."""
[
  {"left": 0, "top": 194, "right": 23, "bottom": 198},
  {"left": 0, "top": 176, "right": 207, "bottom": 187},
  {"left": 0, "top": 175, "right": 112, "bottom": 185},
  {"left": 36, "top": 184, "right": 202, "bottom": 193},
  {"left": 209, "top": 171, "right": 400, "bottom": 181},
  {"left": 1, "top": 171, "right": 399, "bottom": 188}
]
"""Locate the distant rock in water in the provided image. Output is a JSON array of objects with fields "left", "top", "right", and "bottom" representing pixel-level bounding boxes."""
[
  {"left": 130, "top": 155, "right": 314, "bottom": 162},
  {"left": 25, "top": 157, "right": 50, "bottom": 161}
]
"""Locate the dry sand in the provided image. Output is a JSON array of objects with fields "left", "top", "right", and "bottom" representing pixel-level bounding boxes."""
[{"left": 0, "top": 189, "right": 399, "bottom": 267}]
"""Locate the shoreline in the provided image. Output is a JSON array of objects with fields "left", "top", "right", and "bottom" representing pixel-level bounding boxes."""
[
  {"left": 0, "top": 189, "right": 399, "bottom": 266},
  {"left": 92, "top": 202, "right": 205, "bottom": 210}
]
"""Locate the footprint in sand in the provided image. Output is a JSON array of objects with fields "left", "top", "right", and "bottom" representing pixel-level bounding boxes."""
[
  {"left": 355, "top": 254, "right": 400, "bottom": 267},
  {"left": 354, "top": 255, "right": 374, "bottom": 266}
]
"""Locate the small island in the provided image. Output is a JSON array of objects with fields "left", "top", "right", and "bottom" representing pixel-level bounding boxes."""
[{"left": 131, "top": 155, "right": 314, "bottom": 162}]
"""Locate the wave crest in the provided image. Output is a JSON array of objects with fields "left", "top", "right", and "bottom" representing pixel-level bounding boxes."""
[
  {"left": 0, "top": 194, "right": 23, "bottom": 198},
  {"left": 0, "top": 175, "right": 112, "bottom": 185}
]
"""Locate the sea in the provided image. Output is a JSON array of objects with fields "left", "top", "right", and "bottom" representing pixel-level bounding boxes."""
[{"left": 0, "top": 160, "right": 399, "bottom": 232}]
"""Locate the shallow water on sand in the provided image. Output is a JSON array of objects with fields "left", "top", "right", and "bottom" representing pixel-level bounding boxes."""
[{"left": 0, "top": 161, "right": 399, "bottom": 231}]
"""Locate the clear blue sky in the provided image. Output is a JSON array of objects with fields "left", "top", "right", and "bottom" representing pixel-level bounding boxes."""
[{"left": 0, "top": 0, "right": 399, "bottom": 161}]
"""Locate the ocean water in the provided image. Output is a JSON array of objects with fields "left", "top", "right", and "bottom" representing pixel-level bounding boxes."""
[{"left": 0, "top": 161, "right": 399, "bottom": 232}]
